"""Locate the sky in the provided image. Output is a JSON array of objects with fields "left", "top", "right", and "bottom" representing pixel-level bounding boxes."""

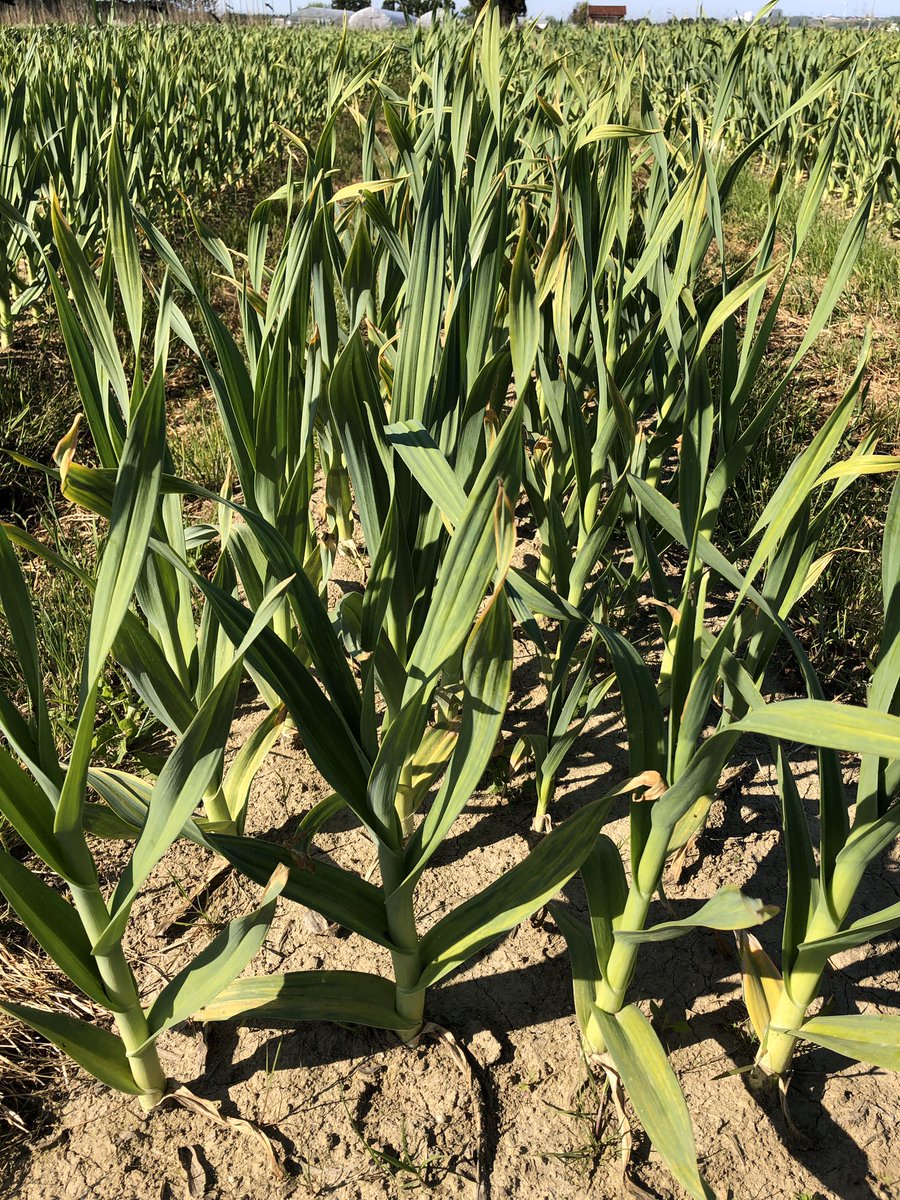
[
  {"left": 620, "top": 0, "right": 897, "bottom": 16},
  {"left": 616, "top": 0, "right": 896, "bottom": 16},
  {"left": 247, "top": 0, "right": 900, "bottom": 23},
  {"left": 246, "top": 0, "right": 899, "bottom": 25}
]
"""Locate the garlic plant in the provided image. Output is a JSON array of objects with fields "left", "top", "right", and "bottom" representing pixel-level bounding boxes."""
[
  {"left": 0, "top": 364, "right": 287, "bottom": 1109},
  {"left": 744, "top": 474, "right": 900, "bottom": 1084}
]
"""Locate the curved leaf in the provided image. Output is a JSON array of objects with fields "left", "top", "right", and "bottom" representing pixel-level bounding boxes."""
[
  {"left": 197, "top": 970, "right": 407, "bottom": 1031},
  {"left": 592, "top": 1004, "right": 712, "bottom": 1200},
  {"left": 0, "top": 1001, "right": 142, "bottom": 1095}
]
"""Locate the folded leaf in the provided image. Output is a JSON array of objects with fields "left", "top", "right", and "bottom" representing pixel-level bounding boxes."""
[
  {"left": 95, "top": 661, "right": 243, "bottom": 954},
  {"left": 416, "top": 775, "right": 656, "bottom": 990},
  {"left": 210, "top": 834, "right": 395, "bottom": 950},
  {"left": 144, "top": 866, "right": 288, "bottom": 1044},
  {"left": 87, "top": 768, "right": 210, "bottom": 849},
  {"left": 0, "top": 747, "right": 94, "bottom": 885},
  {"left": 739, "top": 701, "right": 900, "bottom": 762},
  {"left": 616, "top": 887, "right": 778, "bottom": 945},
  {"left": 782, "top": 1014, "right": 900, "bottom": 1072},
  {"left": 738, "top": 931, "right": 783, "bottom": 1044},
  {"left": 0, "top": 849, "right": 112, "bottom": 1008},
  {"left": 797, "top": 900, "right": 900, "bottom": 957},
  {"left": 197, "top": 970, "right": 407, "bottom": 1030},
  {"left": 0, "top": 1001, "right": 142, "bottom": 1095},
  {"left": 592, "top": 1004, "right": 713, "bottom": 1200}
]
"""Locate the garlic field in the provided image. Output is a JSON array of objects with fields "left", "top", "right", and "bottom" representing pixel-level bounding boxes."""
[{"left": 1, "top": 11, "right": 899, "bottom": 1199}]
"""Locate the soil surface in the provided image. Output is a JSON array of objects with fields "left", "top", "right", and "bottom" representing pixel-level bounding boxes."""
[{"left": 6, "top": 553, "right": 900, "bottom": 1200}]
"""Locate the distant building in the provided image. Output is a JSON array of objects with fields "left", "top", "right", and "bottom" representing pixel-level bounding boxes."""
[
  {"left": 790, "top": 13, "right": 886, "bottom": 25},
  {"left": 289, "top": 6, "right": 346, "bottom": 24},
  {"left": 347, "top": 6, "right": 406, "bottom": 26},
  {"left": 587, "top": 4, "right": 626, "bottom": 21}
]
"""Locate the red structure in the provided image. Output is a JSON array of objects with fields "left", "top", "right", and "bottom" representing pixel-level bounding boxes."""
[{"left": 587, "top": 4, "right": 627, "bottom": 20}]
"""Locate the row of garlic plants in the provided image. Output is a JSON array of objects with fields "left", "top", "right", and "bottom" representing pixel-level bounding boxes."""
[{"left": 2, "top": 12, "right": 900, "bottom": 1196}]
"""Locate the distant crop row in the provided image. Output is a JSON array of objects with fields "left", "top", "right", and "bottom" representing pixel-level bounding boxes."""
[
  {"left": 0, "top": 23, "right": 393, "bottom": 344},
  {"left": 0, "top": 19, "right": 898, "bottom": 348}
]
